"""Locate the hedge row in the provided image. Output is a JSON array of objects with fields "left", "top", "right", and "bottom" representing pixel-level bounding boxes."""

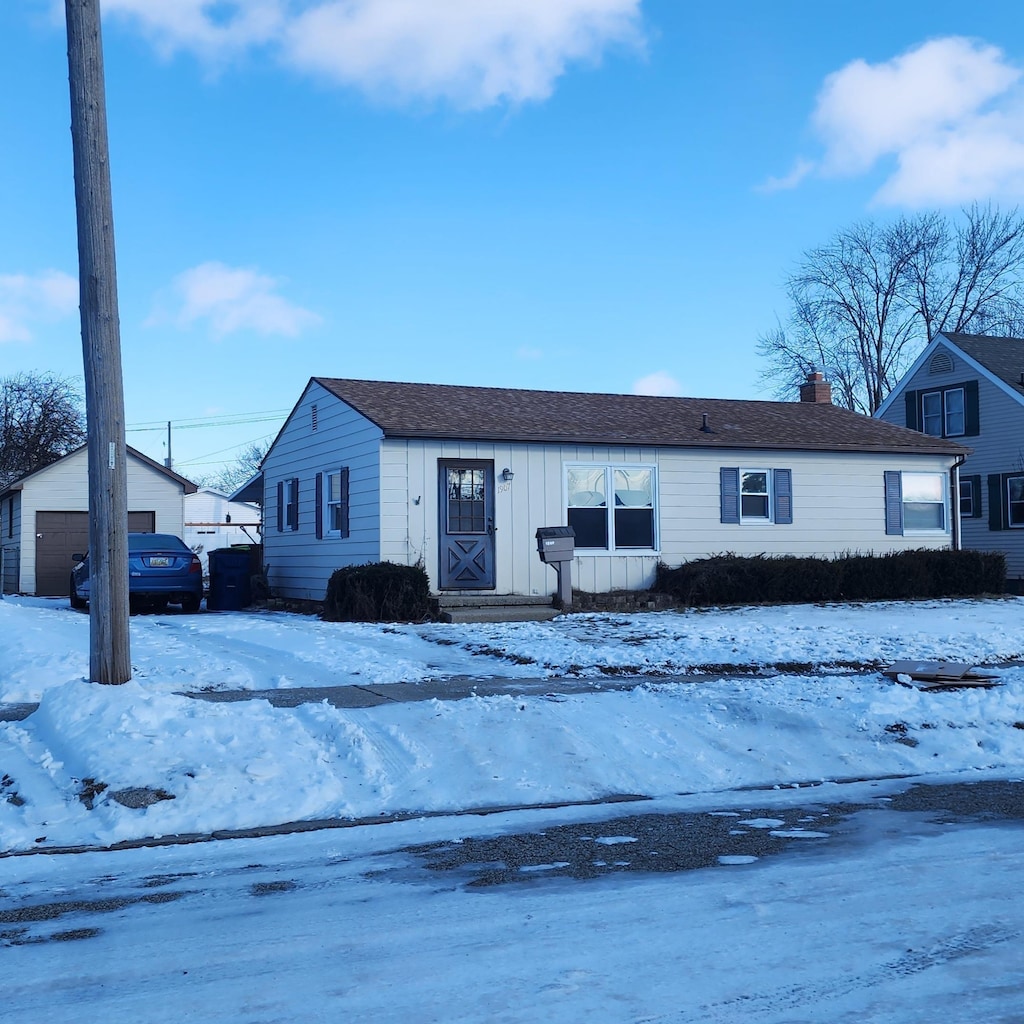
[
  {"left": 323, "top": 562, "right": 431, "bottom": 622},
  {"left": 652, "top": 550, "right": 1006, "bottom": 607}
]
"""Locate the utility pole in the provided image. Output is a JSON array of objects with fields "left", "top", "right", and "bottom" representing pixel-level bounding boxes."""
[{"left": 66, "top": 0, "right": 131, "bottom": 683}]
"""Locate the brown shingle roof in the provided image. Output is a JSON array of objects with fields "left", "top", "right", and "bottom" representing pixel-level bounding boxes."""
[
  {"left": 313, "top": 378, "right": 967, "bottom": 455},
  {"left": 942, "top": 332, "right": 1024, "bottom": 400}
]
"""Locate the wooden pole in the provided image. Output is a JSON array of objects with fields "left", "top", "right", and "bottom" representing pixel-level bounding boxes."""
[{"left": 66, "top": 0, "right": 131, "bottom": 683}]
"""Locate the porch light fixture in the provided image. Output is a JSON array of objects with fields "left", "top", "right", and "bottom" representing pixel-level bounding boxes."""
[{"left": 502, "top": 467, "right": 515, "bottom": 483}]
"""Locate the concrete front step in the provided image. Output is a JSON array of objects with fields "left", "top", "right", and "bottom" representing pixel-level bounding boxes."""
[{"left": 432, "top": 593, "right": 561, "bottom": 623}]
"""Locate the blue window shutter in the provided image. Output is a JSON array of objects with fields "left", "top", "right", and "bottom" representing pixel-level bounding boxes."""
[
  {"left": 904, "top": 391, "right": 920, "bottom": 431},
  {"left": 276, "top": 481, "right": 284, "bottom": 532},
  {"left": 315, "top": 473, "right": 323, "bottom": 540},
  {"left": 963, "top": 380, "right": 980, "bottom": 436},
  {"left": 773, "top": 469, "right": 793, "bottom": 524},
  {"left": 340, "top": 466, "right": 350, "bottom": 538},
  {"left": 884, "top": 471, "right": 903, "bottom": 535},
  {"left": 988, "top": 474, "right": 1005, "bottom": 530},
  {"left": 720, "top": 467, "right": 740, "bottom": 524}
]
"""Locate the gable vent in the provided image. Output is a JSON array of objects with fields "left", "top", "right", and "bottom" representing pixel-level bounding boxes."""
[
  {"left": 311, "top": 403, "right": 318, "bottom": 431},
  {"left": 929, "top": 352, "right": 954, "bottom": 375}
]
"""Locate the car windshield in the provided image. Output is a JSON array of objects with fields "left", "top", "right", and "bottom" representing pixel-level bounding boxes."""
[{"left": 127, "top": 534, "right": 189, "bottom": 553}]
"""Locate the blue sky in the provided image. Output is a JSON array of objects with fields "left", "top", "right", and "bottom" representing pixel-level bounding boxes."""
[{"left": 2, "top": 0, "right": 1024, "bottom": 482}]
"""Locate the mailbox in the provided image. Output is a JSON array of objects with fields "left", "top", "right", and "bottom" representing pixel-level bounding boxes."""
[{"left": 536, "top": 525, "right": 575, "bottom": 563}]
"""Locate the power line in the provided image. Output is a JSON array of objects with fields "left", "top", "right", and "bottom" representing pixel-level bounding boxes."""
[{"left": 125, "top": 409, "right": 289, "bottom": 433}]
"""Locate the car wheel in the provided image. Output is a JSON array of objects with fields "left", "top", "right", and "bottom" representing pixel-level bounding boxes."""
[
  {"left": 180, "top": 593, "right": 201, "bottom": 614},
  {"left": 151, "top": 598, "right": 169, "bottom": 614},
  {"left": 70, "top": 576, "right": 87, "bottom": 610}
]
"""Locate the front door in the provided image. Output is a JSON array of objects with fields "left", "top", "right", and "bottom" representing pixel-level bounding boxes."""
[{"left": 438, "top": 460, "right": 495, "bottom": 589}]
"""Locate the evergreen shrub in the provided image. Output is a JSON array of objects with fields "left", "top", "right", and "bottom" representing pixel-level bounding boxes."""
[
  {"left": 652, "top": 550, "right": 1006, "bottom": 607},
  {"left": 322, "top": 562, "right": 431, "bottom": 622}
]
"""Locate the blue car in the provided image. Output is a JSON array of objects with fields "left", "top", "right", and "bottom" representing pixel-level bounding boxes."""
[{"left": 70, "top": 533, "right": 204, "bottom": 613}]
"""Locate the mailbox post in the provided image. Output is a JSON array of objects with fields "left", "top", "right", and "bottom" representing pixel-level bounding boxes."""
[{"left": 535, "top": 526, "right": 575, "bottom": 610}]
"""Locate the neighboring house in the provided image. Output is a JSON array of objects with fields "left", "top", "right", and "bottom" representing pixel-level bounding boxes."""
[
  {"left": 0, "top": 445, "right": 197, "bottom": 597},
  {"left": 183, "top": 488, "right": 261, "bottom": 575},
  {"left": 259, "top": 373, "right": 967, "bottom": 603},
  {"left": 876, "top": 331, "right": 1024, "bottom": 591}
]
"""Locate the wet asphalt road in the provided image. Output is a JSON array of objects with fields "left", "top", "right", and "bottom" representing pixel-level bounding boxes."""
[{"left": 372, "top": 778, "right": 1024, "bottom": 888}]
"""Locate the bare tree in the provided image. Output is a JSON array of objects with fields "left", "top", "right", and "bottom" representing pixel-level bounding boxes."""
[
  {"left": 760, "top": 205, "right": 1024, "bottom": 413},
  {"left": 203, "top": 440, "right": 270, "bottom": 496},
  {"left": 0, "top": 372, "right": 87, "bottom": 488}
]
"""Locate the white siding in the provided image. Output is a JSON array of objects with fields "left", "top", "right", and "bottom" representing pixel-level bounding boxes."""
[
  {"left": 10, "top": 448, "right": 187, "bottom": 595},
  {"left": 379, "top": 440, "right": 956, "bottom": 596},
  {"left": 263, "top": 381, "right": 383, "bottom": 601},
  {"left": 878, "top": 341, "right": 1024, "bottom": 583}
]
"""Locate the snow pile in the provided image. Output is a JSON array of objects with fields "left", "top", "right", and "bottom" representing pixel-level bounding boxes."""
[{"left": 2, "top": 595, "right": 1024, "bottom": 853}]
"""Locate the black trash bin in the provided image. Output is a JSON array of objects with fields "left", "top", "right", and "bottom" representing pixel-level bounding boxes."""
[{"left": 207, "top": 548, "right": 253, "bottom": 611}]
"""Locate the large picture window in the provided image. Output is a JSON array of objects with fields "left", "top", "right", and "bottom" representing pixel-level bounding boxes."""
[{"left": 566, "top": 465, "right": 656, "bottom": 551}]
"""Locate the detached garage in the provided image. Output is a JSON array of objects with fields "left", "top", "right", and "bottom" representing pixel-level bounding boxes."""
[{"left": 0, "top": 445, "right": 197, "bottom": 597}]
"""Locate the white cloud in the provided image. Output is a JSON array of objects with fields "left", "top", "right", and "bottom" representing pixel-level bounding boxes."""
[
  {"left": 103, "top": 0, "right": 644, "bottom": 109},
  {"left": 103, "top": 0, "right": 285, "bottom": 60},
  {"left": 772, "top": 37, "right": 1024, "bottom": 205},
  {"left": 813, "top": 38, "right": 1019, "bottom": 177},
  {"left": 161, "top": 262, "right": 322, "bottom": 339},
  {"left": 756, "top": 158, "right": 814, "bottom": 194},
  {"left": 631, "top": 370, "right": 681, "bottom": 397},
  {"left": 0, "top": 270, "right": 78, "bottom": 343}
]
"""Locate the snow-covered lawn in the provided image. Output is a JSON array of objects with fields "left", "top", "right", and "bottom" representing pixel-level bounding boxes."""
[{"left": 2, "top": 595, "right": 1024, "bottom": 853}]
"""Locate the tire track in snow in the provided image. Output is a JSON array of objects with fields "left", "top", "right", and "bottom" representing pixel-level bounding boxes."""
[{"left": 645, "top": 924, "right": 1019, "bottom": 1023}]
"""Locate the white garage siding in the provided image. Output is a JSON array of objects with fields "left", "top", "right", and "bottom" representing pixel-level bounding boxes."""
[{"left": 9, "top": 448, "right": 188, "bottom": 596}]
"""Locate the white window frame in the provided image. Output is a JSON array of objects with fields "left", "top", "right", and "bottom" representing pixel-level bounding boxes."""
[
  {"left": 564, "top": 463, "right": 658, "bottom": 554},
  {"left": 739, "top": 469, "right": 772, "bottom": 523},
  {"left": 1008, "top": 475, "right": 1024, "bottom": 529},
  {"left": 284, "top": 478, "right": 299, "bottom": 532},
  {"left": 958, "top": 478, "right": 975, "bottom": 519},
  {"left": 901, "top": 471, "right": 947, "bottom": 534},
  {"left": 943, "top": 387, "right": 965, "bottom": 437},
  {"left": 324, "top": 469, "right": 344, "bottom": 536}
]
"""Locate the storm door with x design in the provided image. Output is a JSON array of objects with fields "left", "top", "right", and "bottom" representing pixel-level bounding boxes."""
[{"left": 438, "top": 460, "right": 495, "bottom": 589}]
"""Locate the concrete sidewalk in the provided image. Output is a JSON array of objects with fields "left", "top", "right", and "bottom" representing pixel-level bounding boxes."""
[{"left": 0, "top": 672, "right": 726, "bottom": 722}]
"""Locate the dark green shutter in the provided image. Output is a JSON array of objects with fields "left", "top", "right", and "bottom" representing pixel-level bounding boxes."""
[
  {"left": 966, "top": 475, "right": 983, "bottom": 518},
  {"left": 904, "top": 391, "right": 920, "bottom": 431},
  {"left": 315, "top": 473, "right": 323, "bottom": 539},
  {"left": 963, "top": 380, "right": 980, "bottom": 436},
  {"left": 276, "top": 481, "right": 284, "bottom": 532},
  {"left": 988, "top": 474, "right": 1005, "bottom": 530},
  {"left": 720, "top": 468, "right": 739, "bottom": 524},
  {"left": 773, "top": 469, "right": 793, "bottom": 524},
  {"left": 340, "top": 467, "right": 350, "bottom": 538}
]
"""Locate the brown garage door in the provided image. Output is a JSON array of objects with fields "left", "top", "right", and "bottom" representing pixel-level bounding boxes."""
[{"left": 34, "top": 511, "right": 156, "bottom": 597}]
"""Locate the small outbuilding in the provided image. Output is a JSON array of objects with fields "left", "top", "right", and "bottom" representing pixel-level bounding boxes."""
[{"left": 0, "top": 445, "right": 197, "bottom": 597}]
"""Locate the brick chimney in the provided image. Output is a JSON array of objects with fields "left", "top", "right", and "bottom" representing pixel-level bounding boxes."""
[{"left": 799, "top": 370, "right": 832, "bottom": 404}]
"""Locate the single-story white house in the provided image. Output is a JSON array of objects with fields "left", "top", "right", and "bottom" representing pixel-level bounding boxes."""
[
  {"left": 875, "top": 331, "right": 1024, "bottom": 591},
  {"left": 259, "top": 373, "right": 969, "bottom": 604},
  {"left": 0, "top": 445, "right": 196, "bottom": 597},
  {"left": 183, "top": 488, "right": 262, "bottom": 575}
]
